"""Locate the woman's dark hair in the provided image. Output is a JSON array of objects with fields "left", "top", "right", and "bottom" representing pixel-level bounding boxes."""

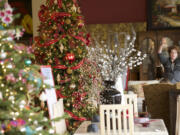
[{"left": 168, "top": 45, "right": 180, "bottom": 54}]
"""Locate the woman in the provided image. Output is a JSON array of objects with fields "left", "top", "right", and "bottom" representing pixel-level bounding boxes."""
[{"left": 158, "top": 39, "right": 180, "bottom": 83}]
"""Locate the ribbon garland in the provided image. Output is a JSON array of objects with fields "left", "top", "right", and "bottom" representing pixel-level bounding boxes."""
[
  {"left": 53, "top": 58, "right": 84, "bottom": 70},
  {"left": 72, "top": 35, "right": 87, "bottom": 44},
  {"left": 51, "top": 12, "right": 71, "bottom": 20},
  {"left": 56, "top": 89, "right": 66, "bottom": 98},
  {"left": 72, "top": 0, "right": 77, "bottom": 4},
  {"left": 37, "top": 39, "right": 59, "bottom": 47},
  {"left": 53, "top": 65, "right": 67, "bottom": 69},
  {"left": 65, "top": 110, "right": 86, "bottom": 121},
  {"left": 59, "top": 78, "right": 71, "bottom": 84},
  {"left": 49, "top": 0, "right": 55, "bottom": 6},
  {"left": 57, "top": 0, "right": 62, "bottom": 8}
]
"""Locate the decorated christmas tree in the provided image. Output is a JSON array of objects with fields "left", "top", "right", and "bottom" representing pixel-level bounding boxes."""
[
  {"left": 0, "top": 1, "right": 57, "bottom": 134},
  {"left": 33, "top": 0, "right": 98, "bottom": 132}
]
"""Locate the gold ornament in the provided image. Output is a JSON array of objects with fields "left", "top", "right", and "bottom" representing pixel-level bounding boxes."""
[
  {"left": 65, "top": 19, "right": 71, "bottom": 24},
  {"left": 77, "top": 48, "right": 82, "bottom": 54},
  {"left": 59, "top": 44, "right": 64, "bottom": 53},
  {"left": 65, "top": 102, "right": 70, "bottom": 107},
  {"left": 67, "top": 68, "right": 72, "bottom": 74}
]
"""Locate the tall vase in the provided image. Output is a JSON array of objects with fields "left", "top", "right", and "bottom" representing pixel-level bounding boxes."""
[{"left": 100, "top": 80, "right": 121, "bottom": 104}]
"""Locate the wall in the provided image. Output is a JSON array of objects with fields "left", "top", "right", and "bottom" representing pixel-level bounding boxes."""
[
  {"left": 32, "top": 0, "right": 46, "bottom": 37},
  {"left": 32, "top": 0, "right": 147, "bottom": 33},
  {"left": 79, "top": 0, "right": 147, "bottom": 24}
]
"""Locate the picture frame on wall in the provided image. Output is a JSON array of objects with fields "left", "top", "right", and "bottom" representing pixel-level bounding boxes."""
[
  {"left": 8, "top": 0, "right": 33, "bottom": 42},
  {"left": 147, "top": 0, "right": 180, "bottom": 30}
]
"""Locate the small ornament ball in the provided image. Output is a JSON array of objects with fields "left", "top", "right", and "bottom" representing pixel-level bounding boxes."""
[
  {"left": 67, "top": 68, "right": 72, "bottom": 74},
  {"left": 65, "top": 19, "right": 71, "bottom": 24},
  {"left": 0, "top": 52, "right": 7, "bottom": 59},
  {"left": 65, "top": 53, "right": 75, "bottom": 61},
  {"left": 65, "top": 102, "right": 70, "bottom": 107},
  {"left": 25, "top": 59, "right": 32, "bottom": 65}
]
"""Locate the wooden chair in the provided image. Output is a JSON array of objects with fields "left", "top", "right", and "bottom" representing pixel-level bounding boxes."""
[
  {"left": 100, "top": 104, "right": 134, "bottom": 135},
  {"left": 176, "top": 96, "right": 180, "bottom": 135},
  {"left": 124, "top": 94, "right": 138, "bottom": 117},
  {"left": 143, "top": 83, "right": 176, "bottom": 132}
]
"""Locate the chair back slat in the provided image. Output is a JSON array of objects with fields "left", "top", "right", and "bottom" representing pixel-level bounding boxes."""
[
  {"left": 100, "top": 104, "right": 134, "bottom": 135},
  {"left": 176, "top": 95, "right": 180, "bottom": 135},
  {"left": 124, "top": 94, "right": 138, "bottom": 117},
  {"left": 112, "top": 109, "right": 116, "bottom": 133},
  {"left": 106, "top": 109, "right": 111, "bottom": 134}
]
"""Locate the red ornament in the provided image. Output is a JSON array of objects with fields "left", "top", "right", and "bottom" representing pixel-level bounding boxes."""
[{"left": 65, "top": 53, "right": 75, "bottom": 61}]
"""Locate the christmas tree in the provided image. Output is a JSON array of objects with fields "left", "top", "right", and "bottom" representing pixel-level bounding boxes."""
[
  {"left": 33, "top": 0, "right": 97, "bottom": 133},
  {"left": 0, "top": 1, "right": 57, "bottom": 134}
]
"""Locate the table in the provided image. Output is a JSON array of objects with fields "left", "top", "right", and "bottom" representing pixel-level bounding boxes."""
[{"left": 74, "top": 119, "right": 169, "bottom": 135}]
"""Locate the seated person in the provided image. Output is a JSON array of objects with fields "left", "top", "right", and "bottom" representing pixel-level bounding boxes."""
[{"left": 158, "top": 38, "right": 180, "bottom": 84}]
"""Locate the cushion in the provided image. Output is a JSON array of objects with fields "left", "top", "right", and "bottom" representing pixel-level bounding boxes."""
[{"left": 128, "top": 80, "right": 160, "bottom": 98}]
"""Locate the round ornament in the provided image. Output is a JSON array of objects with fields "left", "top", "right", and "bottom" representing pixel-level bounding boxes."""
[
  {"left": 65, "top": 19, "right": 71, "bottom": 24},
  {"left": 0, "top": 52, "right": 7, "bottom": 59},
  {"left": 67, "top": 68, "right": 72, "bottom": 74},
  {"left": 25, "top": 59, "right": 32, "bottom": 65},
  {"left": 65, "top": 102, "right": 70, "bottom": 107},
  {"left": 65, "top": 53, "right": 75, "bottom": 61}
]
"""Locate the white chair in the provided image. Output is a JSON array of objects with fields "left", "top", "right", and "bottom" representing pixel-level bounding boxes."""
[
  {"left": 53, "top": 99, "right": 67, "bottom": 134},
  {"left": 176, "top": 95, "right": 180, "bottom": 135},
  {"left": 100, "top": 104, "right": 134, "bottom": 135},
  {"left": 124, "top": 94, "right": 138, "bottom": 117}
]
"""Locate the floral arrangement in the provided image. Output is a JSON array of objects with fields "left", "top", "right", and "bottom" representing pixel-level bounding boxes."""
[{"left": 0, "top": 1, "right": 13, "bottom": 25}]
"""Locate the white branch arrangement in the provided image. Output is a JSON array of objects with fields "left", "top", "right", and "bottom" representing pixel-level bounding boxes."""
[{"left": 87, "top": 26, "right": 146, "bottom": 82}]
